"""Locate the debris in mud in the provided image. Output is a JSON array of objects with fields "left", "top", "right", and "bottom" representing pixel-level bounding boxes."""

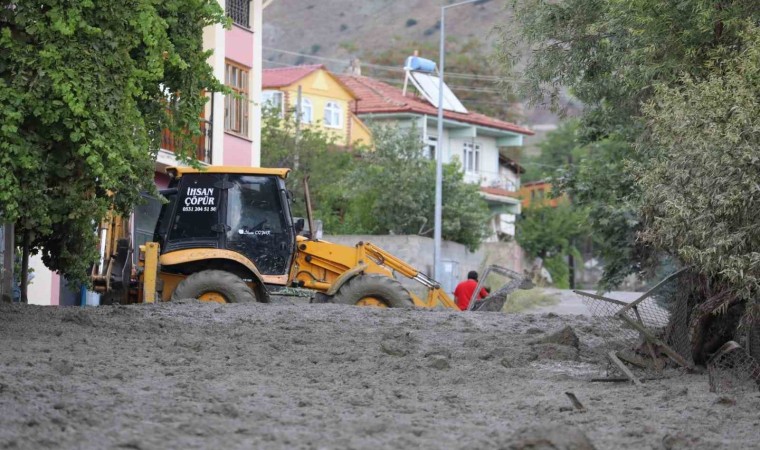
[
  {"left": 507, "top": 424, "right": 595, "bottom": 450},
  {"left": 660, "top": 387, "right": 688, "bottom": 402},
  {"left": 538, "top": 325, "right": 580, "bottom": 348},
  {"left": 564, "top": 391, "right": 586, "bottom": 411},
  {"left": 61, "top": 311, "right": 96, "bottom": 327},
  {"left": 661, "top": 432, "right": 702, "bottom": 450},
  {"left": 714, "top": 396, "right": 737, "bottom": 406},
  {"left": 533, "top": 343, "right": 579, "bottom": 361}
]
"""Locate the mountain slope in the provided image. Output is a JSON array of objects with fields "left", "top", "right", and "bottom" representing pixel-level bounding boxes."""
[
  {"left": 261, "top": 0, "right": 578, "bottom": 151},
  {"left": 262, "top": 0, "right": 508, "bottom": 71}
]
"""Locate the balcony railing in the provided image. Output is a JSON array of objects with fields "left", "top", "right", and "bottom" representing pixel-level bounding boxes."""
[
  {"left": 226, "top": 0, "right": 250, "bottom": 28},
  {"left": 488, "top": 177, "right": 519, "bottom": 193},
  {"left": 161, "top": 119, "right": 213, "bottom": 165}
]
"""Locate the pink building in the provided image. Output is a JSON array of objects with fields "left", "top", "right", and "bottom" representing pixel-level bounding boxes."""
[{"left": 155, "top": 0, "right": 267, "bottom": 183}]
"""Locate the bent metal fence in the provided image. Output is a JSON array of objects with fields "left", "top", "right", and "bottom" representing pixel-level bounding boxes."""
[
  {"left": 707, "top": 341, "right": 760, "bottom": 394},
  {"left": 576, "top": 269, "right": 760, "bottom": 391},
  {"left": 574, "top": 268, "right": 694, "bottom": 380}
]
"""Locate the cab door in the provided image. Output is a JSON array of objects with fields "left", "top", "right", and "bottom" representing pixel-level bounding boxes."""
[{"left": 224, "top": 174, "right": 295, "bottom": 276}]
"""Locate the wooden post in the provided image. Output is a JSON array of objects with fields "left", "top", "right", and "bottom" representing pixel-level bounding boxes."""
[
  {"left": 1, "top": 223, "right": 13, "bottom": 303},
  {"left": 142, "top": 242, "right": 159, "bottom": 303},
  {"left": 618, "top": 314, "right": 694, "bottom": 370},
  {"left": 608, "top": 351, "right": 642, "bottom": 385}
]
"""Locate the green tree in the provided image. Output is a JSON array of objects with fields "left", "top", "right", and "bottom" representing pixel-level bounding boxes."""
[
  {"left": 638, "top": 26, "right": 760, "bottom": 305},
  {"left": 500, "top": 0, "right": 760, "bottom": 288},
  {"left": 259, "top": 106, "right": 357, "bottom": 230},
  {"left": 350, "top": 123, "right": 490, "bottom": 251},
  {"left": 521, "top": 119, "right": 580, "bottom": 182},
  {"left": 262, "top": 117, "right": 491, "bottom": 251},
  {"left": 0, "top": 1, "right": 226, "bottom": 300},
  {"left": 516, "top": 204, "right": 588, "bottom": 288}
]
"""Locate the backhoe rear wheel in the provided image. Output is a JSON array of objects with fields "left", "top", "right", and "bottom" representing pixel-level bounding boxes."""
[
  {"left": 331, "top": 274, "right": 413, "bottom": 308},
  {"left": 171, "top": 270, "right": 257, "bottom": 304}
]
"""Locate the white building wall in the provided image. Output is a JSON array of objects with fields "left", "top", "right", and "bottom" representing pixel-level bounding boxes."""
[
  {"left": 250, "top": 0, "right": 263, "bottom": 166},
  {"left": 27, "top": 255, "right": 54, "bottom": 306},
  {"left": 206, "top": 5, "right": 226, "bottom": 166},
  {"left": 499, "top": 165, "right": 520, "bottom": 191}
]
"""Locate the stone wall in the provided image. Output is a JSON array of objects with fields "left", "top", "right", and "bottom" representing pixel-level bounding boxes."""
[{"left": 323, "top": 234, "right": 525, "bottom": 296}]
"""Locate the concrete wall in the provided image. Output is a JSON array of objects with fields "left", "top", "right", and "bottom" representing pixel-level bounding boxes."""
[{"left": 323, "top": 234, "right": 525, "bottom": 297}]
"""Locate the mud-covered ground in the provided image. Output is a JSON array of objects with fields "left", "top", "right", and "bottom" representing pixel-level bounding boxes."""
[{"left": 0, "top": 299, "right": 758, "bottom": 449}]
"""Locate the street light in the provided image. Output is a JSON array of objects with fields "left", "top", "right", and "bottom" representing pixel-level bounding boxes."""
[{"left": 434, "top": 0, "right": 479, "bottom": 282}]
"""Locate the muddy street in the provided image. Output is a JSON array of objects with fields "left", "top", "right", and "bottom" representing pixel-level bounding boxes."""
[{"left": 0, "top": 301, "right": 757, "bottom": 449}]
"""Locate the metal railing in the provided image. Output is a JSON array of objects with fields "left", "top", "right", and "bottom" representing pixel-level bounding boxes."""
[
  {"left": 226, "top": 0, "right": 250, "bottom": 28},
  {"left": 160, "top": 119, "right": 213, "bottom": 165}
]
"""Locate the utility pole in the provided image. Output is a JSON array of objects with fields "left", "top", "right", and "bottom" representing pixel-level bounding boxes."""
[
  {"left": 434, "top": 0, "right": 479, "bottom": 282},
  {"left": 294, "top": 85, "right": 302, "bottom": 170}
]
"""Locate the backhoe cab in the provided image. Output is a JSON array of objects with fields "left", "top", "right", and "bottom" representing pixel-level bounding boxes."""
[{"left": 94, "top": 166, "right": 524, "bottom": 311}]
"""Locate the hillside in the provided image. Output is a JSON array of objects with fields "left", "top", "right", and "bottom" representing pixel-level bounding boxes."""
[
  {"left": 261, "top": 0, "right": 577, "bottom": 153},
  {"left": 262, "top": 0, "right": 507, "bottom": 68}
]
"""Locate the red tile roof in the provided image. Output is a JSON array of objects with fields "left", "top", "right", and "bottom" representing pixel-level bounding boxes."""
[
  {"left": 337, "top": 74, "right": 534, "bottom": 136},
  {"left": 262, "top": 64, "right": 324, "bottom": 88}
]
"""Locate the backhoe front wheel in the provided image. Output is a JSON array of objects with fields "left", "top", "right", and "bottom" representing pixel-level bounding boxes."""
[
  {"left": 171, "top": 270, "right": 258, "bottom": 304},
  {"left": 331, "top": 274, "right": 414, "bottom": 308}
]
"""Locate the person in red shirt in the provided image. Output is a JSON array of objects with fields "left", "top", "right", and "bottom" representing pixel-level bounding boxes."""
[{"left": 454, "top": 270, "right": 489, "bottom": 310}]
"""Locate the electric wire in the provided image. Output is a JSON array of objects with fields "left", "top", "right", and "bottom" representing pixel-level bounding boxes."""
[{"left": 263, "top": 46, "right": 526, "bottom": 83}]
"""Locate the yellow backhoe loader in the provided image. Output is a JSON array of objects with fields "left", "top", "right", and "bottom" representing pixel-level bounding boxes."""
[{"left": 91, "top": 166, "right": 525, "bottom": 310}]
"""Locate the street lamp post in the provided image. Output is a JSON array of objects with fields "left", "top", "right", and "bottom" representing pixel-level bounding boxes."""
[{"left": 434, "top": 0, "right": 479, "bottom": 282}]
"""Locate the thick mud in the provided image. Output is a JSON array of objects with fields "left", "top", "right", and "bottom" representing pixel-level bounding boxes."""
[{"left": 0, "top": 300, "right": 757, "bottom": 449}]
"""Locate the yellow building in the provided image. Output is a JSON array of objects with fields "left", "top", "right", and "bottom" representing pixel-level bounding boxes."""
[{"left": 262, "top": 65, "right": 370, "bottom": 147}]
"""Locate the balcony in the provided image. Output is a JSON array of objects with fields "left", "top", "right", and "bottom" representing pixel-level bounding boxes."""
[{"left": 160, "top": 119, "right": 213, "bottom": 165}]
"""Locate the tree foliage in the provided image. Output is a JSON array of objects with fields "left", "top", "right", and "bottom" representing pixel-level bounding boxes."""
[
  {"left": 259, "top": 106, "right": 356, "bottom": 229},
  {"left": 521, "top": 119, "right": 580, "bottom": 182},
  {"left": 516, "top": 204, "right": 588, "bottom": 287},
  {"left": 0, "top": 0, "right": 226, "bottom": 290},
  {"left": 638, "top": 26, "right": 760, "bottom": 303},
  {"left": 261, "top": 112, "right": 491, "bottom": 251},
  {"left": 350, "top": 123, "right": 491, "bottom": 251},
  {"left": 501, "top": 0, "right": 760, "bottom": 289}
]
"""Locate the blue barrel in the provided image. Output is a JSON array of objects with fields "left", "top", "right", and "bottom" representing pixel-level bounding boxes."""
[{"left": 405, "top": 56, "right": 437, "bottom": 73}]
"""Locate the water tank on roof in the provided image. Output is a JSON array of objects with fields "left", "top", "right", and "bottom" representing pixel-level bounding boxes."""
[{"left": 404, "top": 56, "right": 437, "bottom": 73}]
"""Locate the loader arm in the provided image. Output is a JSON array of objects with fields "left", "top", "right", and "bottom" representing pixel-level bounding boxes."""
[
  {"left": 291, "top": 238, "right": 460, "bottom": 310},
  {"left": 359, "top": 243, "right": 460, "bottom": 310}
]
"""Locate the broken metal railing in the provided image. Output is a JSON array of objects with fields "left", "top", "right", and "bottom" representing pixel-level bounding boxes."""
[
  {"left": 574, "top": 268, "right": 694, "bottom": 384},
  {"left": 707, "top": 341, "right": 760, "bottom": 394},
  {"left": 469, "top": 265, "right": 533, "bottom": 312}
]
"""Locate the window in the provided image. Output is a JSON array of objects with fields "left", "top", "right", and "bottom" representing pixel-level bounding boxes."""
[
  {"left": 463, "top": 141, "right": 480, "bottom": 173},
  {"left": 261, "top": 90, "right": 283, "bottom": 115},
  {"left": 324, "top": 101, "right": 343, "bottom": 128},
  {"left": 226, "top": 175, "right": 293, "bottom": 275},
  {"left": 167, "top": 174, "right": 222, "bottom": 242},
  {"left": 298, "top": 98, "right": 313, "bottom": 124},
  {"left": 225, "top": 0, "right": 250, "bottom": 28},
  {"left": 426, "top": 136, "right": 437, "bottom": 160},
  {"left": 225, "top": 61, "right": 249, "bottom": 137}
]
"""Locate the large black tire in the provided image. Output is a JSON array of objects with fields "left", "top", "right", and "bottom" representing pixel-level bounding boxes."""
[
  {"left": 331, "top": 274, "right": 414, "bottom": 308},
  {"left": 171, "top": 270, "right": 257, "bottom": 303}
]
